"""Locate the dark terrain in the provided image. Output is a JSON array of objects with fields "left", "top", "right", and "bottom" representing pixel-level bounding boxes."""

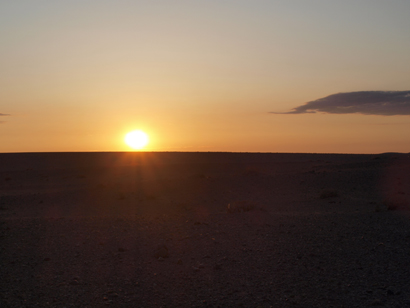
[{"left": 1, "top": 152, "right": 410, "bottom": 307}]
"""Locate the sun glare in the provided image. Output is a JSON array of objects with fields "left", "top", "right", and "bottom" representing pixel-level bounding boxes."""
[{"left": 125, "top": 130, "right": 149, "bottom": 150}]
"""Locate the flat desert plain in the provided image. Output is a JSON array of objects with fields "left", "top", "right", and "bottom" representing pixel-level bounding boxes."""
[{"left": 1, "top": 152, "right": 410, "bottom": 307}]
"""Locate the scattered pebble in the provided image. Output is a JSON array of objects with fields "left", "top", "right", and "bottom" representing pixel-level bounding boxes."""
[{"left": 154, "top": 244, "right": 169, "bottom": 258}]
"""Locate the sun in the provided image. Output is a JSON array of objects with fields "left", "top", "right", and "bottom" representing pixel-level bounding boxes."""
[{"left": 124, "top": 130, "right": 149, "bottom": 150}]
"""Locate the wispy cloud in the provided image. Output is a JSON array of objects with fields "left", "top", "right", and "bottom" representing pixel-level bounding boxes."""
[
  {"left": 272, "top": 91, "right": 410, "bottom": 116},
  {"left": 0, "top": 113, "right": 10, "bottom": 124}
]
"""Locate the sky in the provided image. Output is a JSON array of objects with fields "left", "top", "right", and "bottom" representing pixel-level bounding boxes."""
[{"left": 1, "top": 0, "right": 410, "bottom": 153}]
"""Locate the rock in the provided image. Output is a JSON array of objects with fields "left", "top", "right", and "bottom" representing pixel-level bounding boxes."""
[
  {"left": 370, "top": 299, "right": 383, "bottom": 306},
  {"left": 227, "top": 201, "right": 257, "bottom": 213},
  {"left": 387, "top": 286, "right": 398, "bottom": 296},
  {"left": 319, "top": 189, "right": 338, "bottom": 199},
  {"left": 375, "top": 203, "right": 388, "bottom": 212},
  {"left": 154, "top": 244, "right": 169, "bottom": 258}
]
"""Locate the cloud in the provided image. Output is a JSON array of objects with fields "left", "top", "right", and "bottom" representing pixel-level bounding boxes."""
[
  {"left": 272, "top": 91, "right": 410, "bottom": 116},
  {"left": 0, "top": 113, "right": 10, "bottom": 123}
]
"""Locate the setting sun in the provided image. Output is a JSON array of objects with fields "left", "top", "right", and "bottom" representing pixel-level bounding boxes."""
[{"left": 124, "top": 130, "right": 149, "bottom": 150}]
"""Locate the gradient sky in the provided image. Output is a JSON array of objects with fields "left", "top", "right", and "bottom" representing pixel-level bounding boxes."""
[{"left": 1, "top": 0, "right": 410, "bottom": 153}]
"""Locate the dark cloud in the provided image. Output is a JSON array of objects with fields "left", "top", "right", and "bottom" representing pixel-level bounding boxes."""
[
  {"left": 272, "top": 91, "right": 410, "bottom": 116},
  {"left": 0, "top": 113, "right": 10, "bottom": 123}
]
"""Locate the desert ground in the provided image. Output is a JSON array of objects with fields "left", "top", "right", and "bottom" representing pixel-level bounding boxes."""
[{"left": 1, "top": 152, "right": 410, "bottom": 307}]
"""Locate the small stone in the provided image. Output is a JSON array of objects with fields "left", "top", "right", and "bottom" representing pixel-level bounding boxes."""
[
  {"left": 118, "top": 247, "right": 126, "bottom": 252},
  {"left": 177, "top": 259, "right": 183, "bottom": 265},
  {"left": 370, "top": 299, "right": 383, "bottom": 306},
  {"left": 154, "top": 244, "right": 169, "bottom": 258},
  {"left": 387, "top": 287, "right": 398, "bottom": 296}
]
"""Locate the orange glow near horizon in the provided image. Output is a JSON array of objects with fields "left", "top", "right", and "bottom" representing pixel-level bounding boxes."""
[{"left": 1, "top": 2, "right": 410, "bottom": 154}]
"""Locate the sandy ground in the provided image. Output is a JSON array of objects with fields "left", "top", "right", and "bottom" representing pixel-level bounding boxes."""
[{"left": 1, "top": 152, "right": 410, "bottom": 307}]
